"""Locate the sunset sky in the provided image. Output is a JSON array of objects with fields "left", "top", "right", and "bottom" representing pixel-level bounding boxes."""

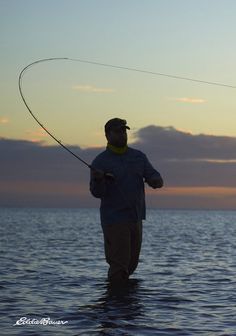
[{"left": 1, "top": 0, "right": 236, "bottom": 209}]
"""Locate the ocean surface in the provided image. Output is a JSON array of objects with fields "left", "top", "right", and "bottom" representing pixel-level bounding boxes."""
[{"left": 1, "top": 208, "right": 236, "bottom": 336}]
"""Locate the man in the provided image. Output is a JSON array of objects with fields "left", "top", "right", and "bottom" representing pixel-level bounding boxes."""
[{"left": 90, "top": 118, "right": 163, "bottom": 285}]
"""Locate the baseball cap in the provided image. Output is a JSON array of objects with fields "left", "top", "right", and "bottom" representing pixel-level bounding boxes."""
[{"left": 104, "top": 118, "right": 130, "bottom": 133}]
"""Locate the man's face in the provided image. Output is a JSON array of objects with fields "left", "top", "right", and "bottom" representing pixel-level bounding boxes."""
[{"left": 106, "top": 127, "right": 128, "bottom": 147}]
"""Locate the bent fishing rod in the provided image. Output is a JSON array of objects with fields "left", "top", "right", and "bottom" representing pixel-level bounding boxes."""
[
  {"left": 18, "top": 58, "right": 92, "bottom": 169},
  {"left": 18, "top": 57, "right": 236, "bottom": 170}
]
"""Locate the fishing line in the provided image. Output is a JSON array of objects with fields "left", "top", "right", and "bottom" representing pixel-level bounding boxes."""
[
  {"left": 18, "top": 57, "right": 236, "bottom": 168},
  {"left": 69, "top": 57, "right": 236, "bottom": 89}
]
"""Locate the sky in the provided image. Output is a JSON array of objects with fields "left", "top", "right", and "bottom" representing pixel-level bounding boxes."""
[{"left": 1, "top": 0, "right": 236, "bottom": 209}]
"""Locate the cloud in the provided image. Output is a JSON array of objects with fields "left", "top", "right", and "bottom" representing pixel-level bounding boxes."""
[
  {"left": 72, "top": 84, "right": 115, "bottom": 93},
  {"left": 148, "top": 186, "right": 236, "bottom": 197},
  {"left": 133, "top": 126, "right": 236, "bottom": 190},
  {"left": 1, "top": 125, "right": 236, "bottom": 208},
  {"left": 0, "top": 117, "right": 9, "bottom": 124},
  {"left": 25, "top": 128, "right": 48, "bottom": 142},
  {"left": 134, "top": 125, "right": 236, "bottom": 161},
  {"left": 0, "top": 138, "right": 98, "bottom": 207},
  {"left": 173, "top": 97, "right": 206, "bottom": 104}
]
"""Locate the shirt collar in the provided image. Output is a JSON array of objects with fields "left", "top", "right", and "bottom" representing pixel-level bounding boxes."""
[{"left": 107, "top": 143, "right": 128, "bottom": 154}]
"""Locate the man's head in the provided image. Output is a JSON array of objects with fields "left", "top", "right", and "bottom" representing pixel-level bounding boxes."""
[{"left": 105, "top": 118, "right": 130, "bottom": 147}]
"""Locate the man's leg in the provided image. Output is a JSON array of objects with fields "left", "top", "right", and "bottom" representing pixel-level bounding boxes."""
[
  {"left": 102, "top": 223, "right": 131, "bottom": 284},
  {"left": 128, "top": 221, "right": 142, "bottom": 276}
]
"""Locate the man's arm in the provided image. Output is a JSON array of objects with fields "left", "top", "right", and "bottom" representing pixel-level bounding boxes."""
[
  {"left": 143, "top": 154, "right": 164, "bottom": 189},
  {"left": 89, "top": 163, "right": 115, "bottom": 198},
  {"left": 147, "top": 173, "right": 163, "bottom": 189},
  {"left": 90, "top": 166, "right": 107, "bottom": 198}
]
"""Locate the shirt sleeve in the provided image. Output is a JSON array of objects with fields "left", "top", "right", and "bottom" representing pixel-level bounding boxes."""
[
  {"left": 89, "top": 159, "right": 107, "bottom": 198},
  {"left": 143, "top": 153, "right": 162, "bottom": 185}
]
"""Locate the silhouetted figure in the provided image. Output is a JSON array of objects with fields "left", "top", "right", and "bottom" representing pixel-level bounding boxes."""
[{"left": 90, "top": 118, "right": 163, "bottom": 285}]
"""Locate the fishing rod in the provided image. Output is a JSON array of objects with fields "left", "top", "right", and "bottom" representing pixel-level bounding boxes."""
[
  {"left": 18, "top": 57, "right": 236, "bottom": 169},
  {"left": 18, "top": 57, "right": 92, "bottom": 169}
]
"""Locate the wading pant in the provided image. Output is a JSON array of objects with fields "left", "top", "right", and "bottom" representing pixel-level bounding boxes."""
[{"left": 102, "top": 221, "right": 142, "bottom": 283}]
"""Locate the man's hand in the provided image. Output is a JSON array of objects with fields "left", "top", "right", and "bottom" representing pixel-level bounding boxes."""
[
  {"left": 91, "top": 169, "right": 105, "bottom": 181},
  {"left": 91, "top": 169, "right": 115, "bottom": 182},
  {"left": 147, "top": 176, "right": 163, "bottom": 189}
]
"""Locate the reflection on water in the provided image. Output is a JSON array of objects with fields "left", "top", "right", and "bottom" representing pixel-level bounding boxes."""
[
  {"left": 75, "top": 279, "right": 143, "bottom": 336},
  {"left": 1, "top": 208, "right": 236, "bottom": 335}
]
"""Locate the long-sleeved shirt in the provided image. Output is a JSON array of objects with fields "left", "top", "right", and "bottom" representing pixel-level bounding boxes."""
[{"left": 90, "top": 146, "right": 162, "bottom": 226}]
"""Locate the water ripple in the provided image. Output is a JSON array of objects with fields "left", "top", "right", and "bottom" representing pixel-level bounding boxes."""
[{"left": 1, "top": 208, "right": 236, "bottom": 335}]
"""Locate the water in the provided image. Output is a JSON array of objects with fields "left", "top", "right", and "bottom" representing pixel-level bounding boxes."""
[{"left": 1, "top": 208, "right": 236, "bottom": 336}]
